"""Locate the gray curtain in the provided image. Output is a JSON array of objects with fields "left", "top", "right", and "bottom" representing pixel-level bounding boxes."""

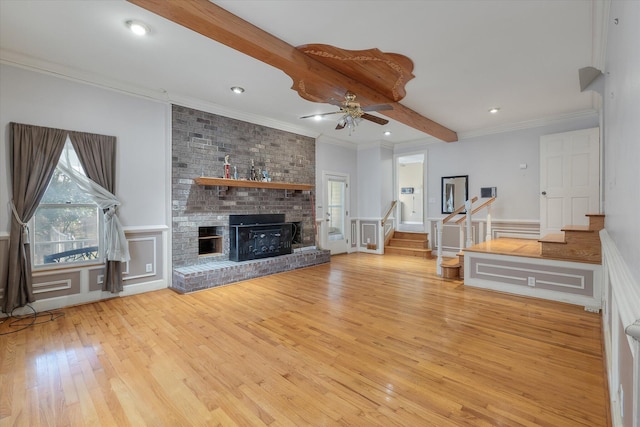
[
  {"left": 68, "top": 131, "right": 126, "bottom": 293},
  {"left": 2, "top": 123, "right": 67, "bottom": 313}
]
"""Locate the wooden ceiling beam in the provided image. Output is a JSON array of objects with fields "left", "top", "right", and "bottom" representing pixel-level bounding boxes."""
[{"left": 127, "top": 0, "right": 458, "bottom": 142}]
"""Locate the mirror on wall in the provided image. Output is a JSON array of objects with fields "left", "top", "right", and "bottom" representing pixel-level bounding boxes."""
[{"left": 441, "top": 175, "right": 469, "bottom": 214}]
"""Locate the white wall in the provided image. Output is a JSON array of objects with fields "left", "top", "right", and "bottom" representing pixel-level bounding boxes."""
[
  {"left": 604, "top": 0, "right": 640, "bottom": 287},
  {"left": 0, "top": 64, "right": 169, "bottom": 231},
  {"left": 356, "top": 145, "right": 382, "bottom": 218},
  {"left": 397, "top": 115, "right": 599, "bottom": 221},
  {"left": 315, "top": 136, "right": 358, "bottom": 218},
  {"left": 602, "top": 1, "right": 640, "bottom": 425}
]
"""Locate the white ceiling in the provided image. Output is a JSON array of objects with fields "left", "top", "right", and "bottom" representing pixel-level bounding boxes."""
[{"left": 0, "top": 0, "right": 604, "bottom": 145}]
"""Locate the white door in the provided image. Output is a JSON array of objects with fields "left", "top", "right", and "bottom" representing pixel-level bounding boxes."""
[
  {"left": 540, "top": 127, "right": 600, "bottom": 237},
  {"left": 323, "top": 172, "right": 349, "bottom": 254}
]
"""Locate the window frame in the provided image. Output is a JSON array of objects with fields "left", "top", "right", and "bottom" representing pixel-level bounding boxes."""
[{"left": 29, "top": 141, "right": 105, "bottom": 271}]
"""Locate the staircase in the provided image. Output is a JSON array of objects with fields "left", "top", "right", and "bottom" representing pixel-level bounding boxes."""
[
  {"left": 538, "top": 214, "right": 604, "bottom": 263},
  {"left": 385, "top": 231, "right": 432, "bottom": 259}
]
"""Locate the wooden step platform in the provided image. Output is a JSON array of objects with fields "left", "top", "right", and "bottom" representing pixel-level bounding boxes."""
[
  {"left": 538, "top": 215, "right": 603, "bottom": 264},
  {"left": 462, "top": 214, "right": 604, "bottom": 309},
  {"left": 441, "top": 257, "right": 461, "bottom": 279},
  {"left": 384, "top": 231, "right": 432, "bottom": 259}
]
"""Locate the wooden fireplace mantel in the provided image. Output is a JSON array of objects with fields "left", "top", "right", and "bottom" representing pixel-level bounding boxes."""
[{"left": 194, "top": 177, "right": 313, "bottom": 192}]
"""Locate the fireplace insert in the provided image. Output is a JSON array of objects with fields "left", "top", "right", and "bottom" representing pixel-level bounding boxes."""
[{"left": 229, "top": 214, "right": 292, "bottom": 261}]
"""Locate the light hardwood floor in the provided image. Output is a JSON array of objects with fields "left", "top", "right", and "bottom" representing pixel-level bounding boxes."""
[{"left": 0, "top": 253, "right": 609, "bottom": 426}]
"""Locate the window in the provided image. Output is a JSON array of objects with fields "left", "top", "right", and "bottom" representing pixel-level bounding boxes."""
[{"left": 31, "top": 139, "right": 102, "bottom": 267}]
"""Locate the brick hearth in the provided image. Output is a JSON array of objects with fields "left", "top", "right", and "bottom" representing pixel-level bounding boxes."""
[{"left": 171, "top": 248, "right": 330, "bottom": 293}]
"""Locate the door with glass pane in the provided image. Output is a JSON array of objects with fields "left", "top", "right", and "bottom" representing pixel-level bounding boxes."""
[{"left": 323, "top": 172, "right": 349, "bottom": 254}]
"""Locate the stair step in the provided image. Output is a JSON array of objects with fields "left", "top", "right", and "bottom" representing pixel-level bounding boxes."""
[
  {"left": 541, "top": 246, "right": 602, "bottom": 263},
  {"left": 385, "top": 246, "right": 433, "bottom": 259},
  {"left": 441, "top": 258, "right": 461, "bottom": 279},
  {"left": 586, "top": 214, "right": 605, "bottom": 231},
  {"left": 388, "top": 238, "right": 428, "bottom": 249},
  {"left": 392, "top": 231, "right": 428, "bottom": 241},
  {"left": 561, "top": 225, "right": 592, "bottom": 232},
  {"left": 441, "top": 259, "right": 460, "bottom": 268},
  {"left": 539, "top": 233, "right": 567, "bottom": 244}
]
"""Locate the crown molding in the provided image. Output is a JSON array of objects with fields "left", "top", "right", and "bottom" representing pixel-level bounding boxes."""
[
  {"left": 457, "top": 110, "right": 600, "bottom": 140},
  {"left": 0, "top": 50, "right": 320, "bottom": 140},
  {"left": 316, "top": 135, "right": 358, "bottom": 150},
  {"left": 0, "top": 50, "right": 168, "bottom": 103},
  {"left": 168, "top": 93, "right": 318, "bottom": 139}
]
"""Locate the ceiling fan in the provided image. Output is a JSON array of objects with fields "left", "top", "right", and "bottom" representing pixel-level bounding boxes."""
[{"left": 301, "top": 92, "right": 393, "bottom": 132}]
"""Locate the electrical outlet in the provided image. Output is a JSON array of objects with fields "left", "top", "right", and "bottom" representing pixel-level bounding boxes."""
[
  {"left": 97, "top": 274, "right": 103, "bottom": 284},
  {"left": 527, "top": 277, "right": 535, "bottom": 287},
  {"left": 145, "top": 263, "right": 153, "bottom": 273}
]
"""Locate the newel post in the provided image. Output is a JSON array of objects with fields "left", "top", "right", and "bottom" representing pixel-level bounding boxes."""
[
  {"left": 436, "top": 221, "right": 443, "bottom": 275},
  {"left": 486, "top": 203, "right": 493, "bottom": 241},
  {"left": 465, "top": 199, "right": 473, "bottom": 248}
]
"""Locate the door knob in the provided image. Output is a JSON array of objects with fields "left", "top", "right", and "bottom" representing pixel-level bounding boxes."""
[{"left": 541, "top": 191, "right": 547, "bottom": 196}]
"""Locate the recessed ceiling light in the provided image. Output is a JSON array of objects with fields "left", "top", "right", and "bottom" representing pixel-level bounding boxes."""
[
  {"left": 230, "top": 86, "right": 245, "bottom": 94},
  {"left": 489, "top": 107, "right": 500, "bottom": 114},
  {"left": 383, "top": 130, "right": 392, "bottom": 136},
  {"left": 126, "top": 20, "right": 150, "bottom": 36}
]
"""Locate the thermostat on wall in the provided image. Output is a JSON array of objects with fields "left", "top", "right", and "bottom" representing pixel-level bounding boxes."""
[
  {"left": 480, "top": 187, "right": 497, "bottom": 198},
  {"left": 401, "top": 187, "right": 414, "bottom": 194}
]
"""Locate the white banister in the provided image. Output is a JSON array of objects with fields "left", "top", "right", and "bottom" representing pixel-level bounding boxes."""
[
  {"left": 437, "top": 196, "right": 478, "bottom": 276},
  {"left": 436, "top": 221, "right": 443, "bottom": 275},
  {"left": 465, "top": 199, "right": 473, "bottom": 248},
  {"left": 486, "top": 203, "right": 492, "bottom": 241},
  {"left": 440, "top": 196, "right": 496, "bottom": 277}
]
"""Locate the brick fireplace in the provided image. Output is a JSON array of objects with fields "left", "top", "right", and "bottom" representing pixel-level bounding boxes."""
[{"left": 171, "top": 104, "right": 321, "bottom": 274}]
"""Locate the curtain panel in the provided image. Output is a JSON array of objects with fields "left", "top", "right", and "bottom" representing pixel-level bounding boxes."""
[
  {"left": 2, "top": 123, "right": 126, "bottom": 313},
  {"left": 3, "top": 123, "right": 67, "bottom": 313},
  {"left": 68, "top": 131, "right": 129, "bottom": 292}
]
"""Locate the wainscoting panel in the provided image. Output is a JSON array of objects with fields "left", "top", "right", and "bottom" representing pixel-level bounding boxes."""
[
  {"left": 359, "top": 221, "right": 378, "bottom": 249},
  {"left": 32, "top": 270, "right": 81, "bottom": 300},
  {"left": 124, "top": 235, "right": 159, "bottom": 283},
  {"left": 0, "top": 227, "right": 168, "bottom": 315},
  {"left": 464, "top": 251, "right": 601, "bottom": 308},
  {"left": 89, "top": 266, "right": 104, "bottom": 292}
]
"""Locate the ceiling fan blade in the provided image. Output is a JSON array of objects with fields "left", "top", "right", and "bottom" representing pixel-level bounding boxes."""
[
  {"left": 361, "top": 113, "right": 389, "bottom": 126},
  {"left": 335, "top": 122, "right": 346, "bottom": 130},
  {"left": 300, "top": 111, "right": 342, "bottom": 119},
  {"left": 362, "top": 104, "right": 393, "bottom": 112}
]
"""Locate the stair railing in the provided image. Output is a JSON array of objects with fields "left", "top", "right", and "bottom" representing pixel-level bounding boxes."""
[
  {"left": 454, "top": 196, "right": 497, "bottom": 247},
  {"left": 437, "top": 196, "right": 477, "bottom": 275},
  {"left": 381, "top": 200, "right": 398, "bottom": 227},
  {"left": 380, "top": 200, "right": 398, "bottom": 253}
]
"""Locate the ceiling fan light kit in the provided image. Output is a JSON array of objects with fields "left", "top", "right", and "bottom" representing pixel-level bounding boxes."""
[{"left": 301, "top": 91, "right": 390, "bottom": 134}]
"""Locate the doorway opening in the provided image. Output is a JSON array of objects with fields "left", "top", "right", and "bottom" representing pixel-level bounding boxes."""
[{"left": 396, "top": 153, "right": 425, "bottom": 232}]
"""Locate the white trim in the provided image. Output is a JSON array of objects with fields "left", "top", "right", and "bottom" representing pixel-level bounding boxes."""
[
  {"left": 464, "top": 251, "right": 602, "bottom": 309},
  {"left": 123, "top": 236, "right": 158, "bottom": 281},
  {"left": 458, "top": 110, "right": 599, "bottom": 140},
  {"left": 601, "top": 229, "right": 640, "bottom": 344},
  {"left": 123, "top": 225, "right": 169, "bottom": 233},
  {"left": 32, "top": 278, "right": 72, "bottom": 294},
  {"left": 3, "top": 280, "right": 168, "bottom": 315},
  {"left": 474, "top": 262, "right": 586, "bottom": 290}
]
